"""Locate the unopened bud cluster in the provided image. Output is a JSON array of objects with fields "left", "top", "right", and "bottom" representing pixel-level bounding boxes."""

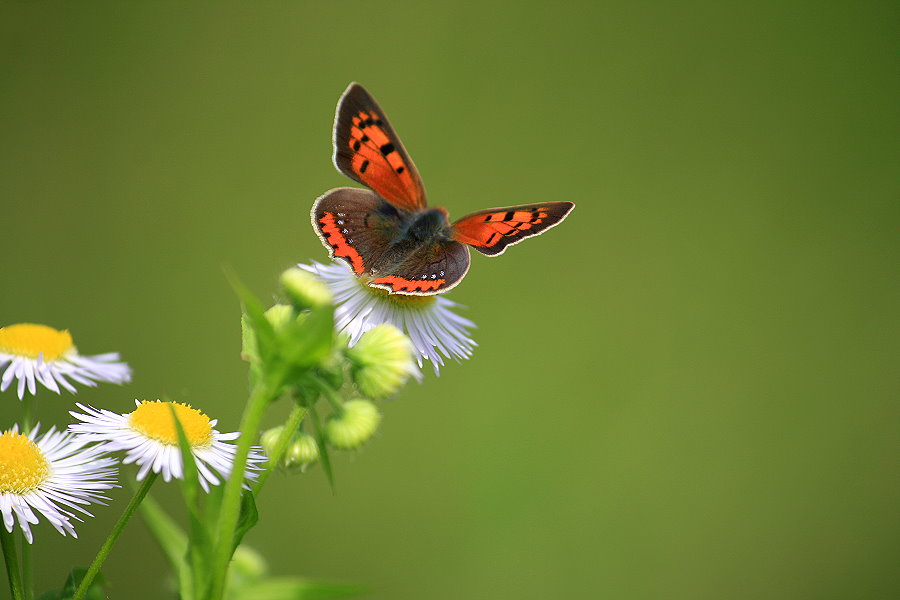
[
  {"left": 242, "top": 268, "right": 421, "bottom": 477},
  {"left": 260, "top": 425, "right": 319, "bottom": 472}
]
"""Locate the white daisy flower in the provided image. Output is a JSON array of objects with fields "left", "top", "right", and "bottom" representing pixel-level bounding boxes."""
[
  {"left": 0, "top": 426, "right": 117, "bottom": 543},
  {"left": 68, "top": 401, "right": 265, "bottom": 492},
  {"left": 0, "top": 323, "right": 131, "bottom": 400},
  {"left": 300, "top": 261, "right": 476, "bottom": 374}
]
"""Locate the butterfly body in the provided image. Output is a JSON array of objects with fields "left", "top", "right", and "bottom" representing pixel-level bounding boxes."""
[
  {"left": 405, "top": 207, "right": 452, "bottom": 242},
  {"left": 312, "top": 83, "right": 575, "bottom": 296}
]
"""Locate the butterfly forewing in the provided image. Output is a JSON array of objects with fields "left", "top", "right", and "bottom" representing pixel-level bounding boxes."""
[
  {"left": 333, "top": 83, "right": 427, "bottom": 212},
  {"left": 311, "top": 187, "right": 404, "bottom": 276}
]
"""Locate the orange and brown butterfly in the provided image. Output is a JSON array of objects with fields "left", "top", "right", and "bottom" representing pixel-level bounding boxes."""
[{"left": 311, "top": 83, "right": 575, "bottom": 296}]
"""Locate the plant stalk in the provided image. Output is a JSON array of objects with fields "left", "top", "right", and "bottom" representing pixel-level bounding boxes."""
[
  {"left": 252, "top": 404, "right": 308, "bottom": 495},
  {"left": 0, "top": 527, "right": 23, "bottom": 600},
  {"left": 208, "top": 368, "right": 285, "bottom": 600},
  {"left": 73, "top": 473, "right": 158, "bottom": 600}
]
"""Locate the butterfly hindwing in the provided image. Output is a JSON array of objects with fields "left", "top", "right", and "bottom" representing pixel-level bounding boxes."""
[
  {"left": 333, "top": 83, "right": 427, "bottom": 213},
  {"left": 369, "top": 238, "right": 471, "bottom": 296},
  {"left": 311, "top": 187, "right": 405, "bottom": 276},
  {"left": 452, "top": 202, "right": 575, "bottom": 256}
]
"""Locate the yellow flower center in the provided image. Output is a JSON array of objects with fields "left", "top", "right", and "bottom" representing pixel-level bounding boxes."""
[
  {"left": 360, "top": 281, "right": 436, "bottom": 308},
  {"left": 0, "top": 323, "right": 75, "bottom": 361},
  {"left": 128, "top": 401, "right": 214, "bottom": 447},
  {"left": 0, "top": 431, "right": 51, "bottom": 494}
]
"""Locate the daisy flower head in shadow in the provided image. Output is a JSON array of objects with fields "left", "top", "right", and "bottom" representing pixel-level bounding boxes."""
[
  {"left": 68, "top": 400, "right": 265, "bottom": 492},
  {"left": 300, "top": 261, "right": 476, "bottom": 374},
  {"left": 0, "top": 426, "right": 117, "bottom": 543},
  {"left": 0, "top": 323, "right": 131, "bottom": 400}
]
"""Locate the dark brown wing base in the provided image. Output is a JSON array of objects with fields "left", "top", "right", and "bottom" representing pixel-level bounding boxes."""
[
  {"left": 368, "top": 238, "right": 470, "bottom": 295},
  {"left": 311, "top": 187, "right": 403, "bottom": 276},
  {"left": 311, "top": 187, "right": 471, "bottom": 295}
]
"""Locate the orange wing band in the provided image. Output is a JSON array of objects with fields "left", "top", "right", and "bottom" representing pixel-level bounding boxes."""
[
  {"left": 372, "top": 275, "right": 446, "bottom": 293},
  {"left": 319, "top": 212, "right": 365, "bottom": 274}
]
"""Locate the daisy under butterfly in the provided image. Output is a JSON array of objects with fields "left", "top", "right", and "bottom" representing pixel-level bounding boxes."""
[{"left": 311, "top": 83, "right": 575, "bottom": 296}]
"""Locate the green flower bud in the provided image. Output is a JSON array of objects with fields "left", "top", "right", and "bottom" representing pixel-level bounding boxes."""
[
  {"left": 264, "top": 304, "right": 294, "bottom": 333},
  {"left": 259, "top": 425, "right": 285, "bottom": 459},
  {"left": 284, "top": 432, "right": 319, "bottom": 471},
  {"left": 281, "top": 267, "right": 333, "bottom": 309},
  {"left": 346, "top": 324, "right": 416, "bottom": 399},
  {"left": 325, "top": 400, "right": 381, "bottom": 449}
]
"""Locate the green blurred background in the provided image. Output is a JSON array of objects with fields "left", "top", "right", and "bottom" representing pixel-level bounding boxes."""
[{"left": 1, "top": 1, "right": 897, "bottom": 598}]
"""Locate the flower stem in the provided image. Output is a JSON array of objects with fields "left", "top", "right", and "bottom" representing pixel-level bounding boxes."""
[
  {"left": 312, "top": 375, "right": 344, "bottom": 414},
  {"left": 252, "top": 404, "right": 307, "bottom": 495},
  {"left": 208, "top": 368, "right": 285, "bottom": 600},
  {"left": 73, "top": 473, "right": 158, "bottom": 600},
  {"left": 21, "top": 400, "right": 32, "bottom": 435},
  {"left": 19, "top": 532, "right": 31, "bottom": 600},
  {"left": 0, "top": 527, "right": 23, "bottom": 600}
]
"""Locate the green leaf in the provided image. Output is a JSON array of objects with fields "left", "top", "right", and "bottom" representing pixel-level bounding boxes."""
[
  {"left": 279, "top": 305, "right": 335, "bottom": 368},
  {"left": 170, "top": 405, "right": 213, "bottom": 600},
  {"left": 242, "top": 314, "right": 264, "bottom": 388},
  {"left": 204, "top": 480, "right": 225, "bottom": 532},
  {"left": 228, "top": 577, "right": 366, "bottom": 600},
  {"left": 36, "top": 568, "right": 108, "bottom": 600},
  {"left": 226, "top": 267, "right": 278, "bottom": 366},
  {"left": 170, "top": 405, "right": 202, "bottom": 511},
  {"left": 137, "top": 492, "right": 188, "bottom": 569},
  {"left": 241, "top": 314, "right": 261, "bottom": 364},
  {"left": 137, "top": 492, "right": 193, "bottom": 600},
  {"left": 231, "top": 491, "right": 259, "bottom": 552},
  {"left": 307, "top": 404, "right": 335, "bottom": 492}
]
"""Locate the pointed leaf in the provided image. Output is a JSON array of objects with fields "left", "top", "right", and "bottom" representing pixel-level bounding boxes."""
[
  {"left": 307, "top": 404, "right": 335, "bottom": 492},
  {"left": 225, "top": 267, "right": 278, "bottom": 365},
  {"left": 231, "top": 491, "right": 259, "bottom": 552},
  {"left": 36, "top": 568, "right": 108, "bottom": 600},
  {"left": 279, "top": 305, "right": 335, "bottom": 368},
  {"left": 137, "top": 492, "right": 193, "bottom": 600},
  {"left": 137, "top": 491, "right": 188, "bottom": 568},
  {"left": 204, "top": 481, "right": 225, "bottom": 532},
  {"left": 170, "top": 405, "right": 213, "bottom": 599}
]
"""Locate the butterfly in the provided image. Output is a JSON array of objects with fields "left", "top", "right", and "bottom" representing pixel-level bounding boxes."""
[{"left": 311, "top": 82, "right": 575, "bottom": 296}]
